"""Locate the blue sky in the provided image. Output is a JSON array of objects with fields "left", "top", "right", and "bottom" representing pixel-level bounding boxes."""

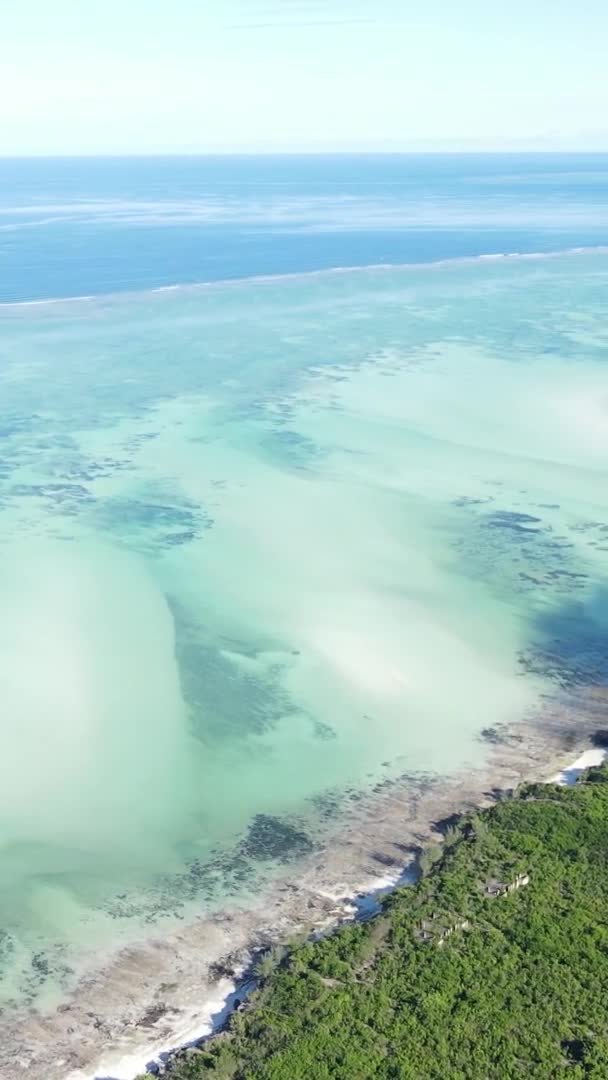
[{"left": 1, "top": 0, "right": 607, "bottom": 154}]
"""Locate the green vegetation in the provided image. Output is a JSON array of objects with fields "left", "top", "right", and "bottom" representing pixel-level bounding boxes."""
[{"left": 145, "top": 766, "right": 608, "bottom": 1079}]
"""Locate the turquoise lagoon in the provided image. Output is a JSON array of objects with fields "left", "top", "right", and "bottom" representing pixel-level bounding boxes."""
[{"left": 1, "top": 250, "right": 608, "bottom": 1008}]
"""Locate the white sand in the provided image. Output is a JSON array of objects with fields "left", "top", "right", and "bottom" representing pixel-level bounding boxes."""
[{"left": 548, "top": 747, "right": 607, "bottom": 785}]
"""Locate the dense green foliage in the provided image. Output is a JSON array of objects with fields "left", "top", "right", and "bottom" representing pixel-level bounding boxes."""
[{"left": 147, "top": 766, "right": 608, "bottom": 1079}]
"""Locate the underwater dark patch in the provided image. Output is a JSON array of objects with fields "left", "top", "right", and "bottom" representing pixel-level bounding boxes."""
[
  {"left": 485, "top": 510, "right": 542, "bottom": 533},
  {"left": 240, "top": 815, "right": 314, "bottom": 864},
  {"left": 520, "top": 588, "right": 608, "bottom": 690},
  {"left": 259, "top": 427, "right": 322, "bottom": 471},
  {"left": 11, "top": 482, "right": 94, "bottom": 502},
  {"left": 93, "top": 496, "right": 211, "bottom": 552},
  {"left": 169, "top": 599, "right": 298, "bottom": 740}
]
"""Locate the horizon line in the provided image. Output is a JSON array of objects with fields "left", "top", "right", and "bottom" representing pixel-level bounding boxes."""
[{"left": 2, "top": 148, "right": 608, "bottom": 160}]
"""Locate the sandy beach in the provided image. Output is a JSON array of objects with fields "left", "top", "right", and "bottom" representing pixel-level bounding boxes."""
[{"left": 549, "top": 746, "right": 607, "bottom": 785}]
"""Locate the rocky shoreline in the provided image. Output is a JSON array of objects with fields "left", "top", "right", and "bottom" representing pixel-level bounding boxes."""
[
  {"left": 133, "top": 718, "right": 608, "bottom": 1080},
  {"left": 3, "top": 691, "right": 607, "bottom": 1080}
]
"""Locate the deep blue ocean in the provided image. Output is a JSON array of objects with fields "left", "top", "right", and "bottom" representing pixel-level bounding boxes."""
[{"left": 1, "top": 153, "right": 608, "bottom": 302}]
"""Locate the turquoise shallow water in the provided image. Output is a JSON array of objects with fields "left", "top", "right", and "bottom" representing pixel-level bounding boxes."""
[{"left": 1, "top": 250, "right": 608, "bottom": 1009}]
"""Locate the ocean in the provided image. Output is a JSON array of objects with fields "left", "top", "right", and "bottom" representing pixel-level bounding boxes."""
[
  {"left": 1, "top": 154, "right": 608, "bottom": 1078},
  {"left": 2, "top": 153, "right": 608, "bottom": 302}
]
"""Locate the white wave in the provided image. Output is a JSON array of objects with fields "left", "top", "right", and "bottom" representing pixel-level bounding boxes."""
[
  {"left": 68, "top": 975, "right": 241, "bottom": 1080},
  {"left": 1, "top": 245, "right": 607, "bottom": 311},
  {"left": 1, "top": 294, "right": 96, "bottom": 307}
]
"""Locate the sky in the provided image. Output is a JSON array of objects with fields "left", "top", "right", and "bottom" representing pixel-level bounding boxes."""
[{"left": 0, "top": 0, "right": 607, "bottom": 155}]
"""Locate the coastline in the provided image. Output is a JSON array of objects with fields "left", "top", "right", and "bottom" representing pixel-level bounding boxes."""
[
  {"left": 85, "top": 740, "right": 607, "bottom": 1080},
  {"left": 1, "top": 692, "right": 596, "bottom": 1080},
  {"left": 83, "top": 869, "right": 420, "bottom": 1080}
]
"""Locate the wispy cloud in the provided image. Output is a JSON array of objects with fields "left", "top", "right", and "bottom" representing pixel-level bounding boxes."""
[
  {"left": 227, "top": 0, "right": 384, "bottom": 30},
  {"left": 231, "top": 17, "right": 379, "bottom": 29}
]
